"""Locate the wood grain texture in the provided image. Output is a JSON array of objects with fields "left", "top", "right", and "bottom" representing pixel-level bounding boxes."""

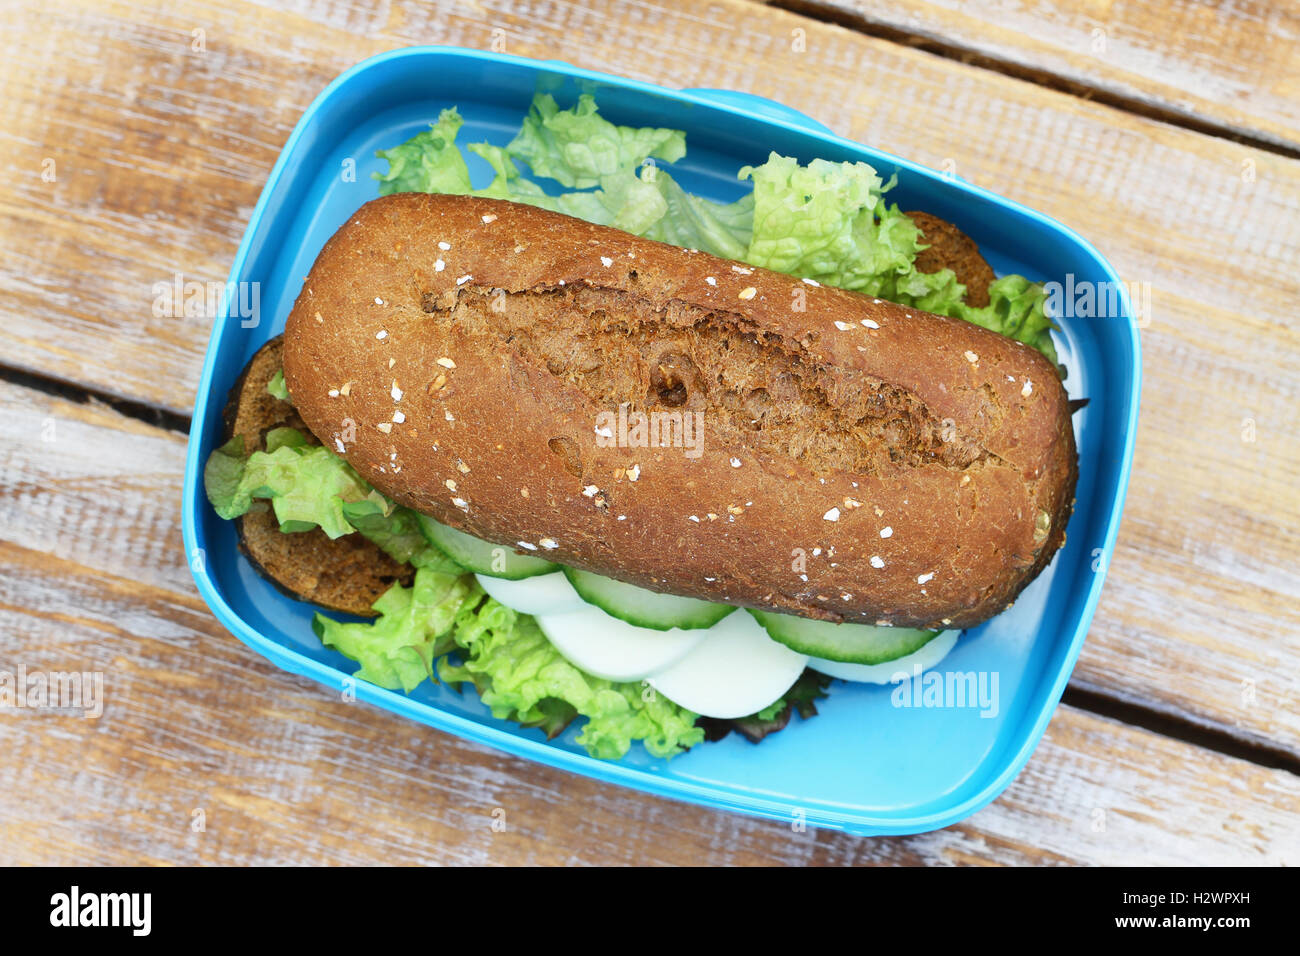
[
  {"left": 0, "top": 0, "right": 1297, "bottom": 863},
  {"left": 0, "top": 382, "right": 1295, "bottom": 865},
  {"left": 767, "top": 0, "right": 1300, "bottom": 151},
  {"left": 2, "top": 0, "right": 1297, "bottom": 757}
]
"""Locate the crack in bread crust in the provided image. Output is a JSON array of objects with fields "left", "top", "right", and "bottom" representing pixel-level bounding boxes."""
[{"left": 429, "top": 283, "right": 991, "bottom": 478}]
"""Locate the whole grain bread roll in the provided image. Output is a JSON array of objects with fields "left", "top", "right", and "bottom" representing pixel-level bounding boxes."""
[{"left": 284, "top": 193, "right": 1076, "bottom": 630}]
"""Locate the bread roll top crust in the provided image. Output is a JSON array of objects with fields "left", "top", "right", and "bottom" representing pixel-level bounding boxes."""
[{"left": 284, "top": 193, "right": 1076, "bottom": 629}]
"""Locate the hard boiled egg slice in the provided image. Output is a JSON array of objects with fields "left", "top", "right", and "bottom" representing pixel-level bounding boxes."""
[
  {"left": 475, "top": 571, "right": 586, "bottom": 617},
  {"left": 646, "top": 611, "right": 809, "bottom": 719},
  {"left": 533, "top": 604, "right": 709, "bottom": 682},
  {"left": 808, "top": 629, "right": 961, "bottom": 683}
]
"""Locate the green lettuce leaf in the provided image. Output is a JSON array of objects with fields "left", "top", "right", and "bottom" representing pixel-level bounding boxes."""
[
  {"left": 469, "top": 143, "right": 670, "bottom": 234},
  {"left": 739, "top": 153, "right": 909, "bottom": 290},
  {"left": 263, "top": 426, "right": 309, "bottom": 453},
  {"left": 880, "top": 263, "right": 968, "bottom": 315},
  {"left": 958, "top": 275, "right": 1060, "bottom": 367},
  {"left": 201, "top": 415, "right": 469, "bottom": 562},
  {"left": 467, "top": 142, "right": 560, "bottom": 208},
  {"left": 579, "top": 169, "right": 671, "bottom": 234},
  {"left": 203, "top": 435, "right": 248, "bottom": 518},
  {"left": 739, "top": 154, "right": 967, "bottom": 304},
  {"left": 738, "top": 152, "right": 1061, "bottom": 370},
  {"left": 464, "top": 97, "right": 729, "bottom": 246},
  {"left": 737, "top": 152, "right": 959, "bottom": 306},
  {"left": 506, "top": 93, "right": 686, "bottom": 189},
  {"left": 516, "top": 698, "right": 581, "bottom": 740},
  {"left": 315, "top": 568, "right": 477, "bottom": 692},
  {"left": 440, "top": 596, "right": 705, "bottom": 759},
  {"left": 340, "top": 498, "right": 447, "bottom": 568},
  {"left": 202, "top": 428, "right": 386, "bottom": 538},
  {"left": 471, "top": 143, "right": 678, "bottom": 235},
  {"left": 374, "top": 108, "right": 473, "bottom": 196},
  {"left": 266, "top": 368, "right": 290, "bottom": 401},
  {"left": 246, "top": 445, "right": 382, "bottom": 538},
  {"left": 642, "top": 168, "right": 753, "bottom": 261},
  {"left": 753, "top": 697, "right": 789, "bottom": 724}
]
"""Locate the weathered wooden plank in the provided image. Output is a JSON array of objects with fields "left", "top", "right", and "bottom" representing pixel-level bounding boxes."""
[
  {"left": 0, "top": 390, "right": 192, "bottom": 596},
  {"left": 768, "top": 0, "right": 1300, "bottom": 150},
  {"left": 0, "top": 537, "right": 1294, "bottom": 866}
]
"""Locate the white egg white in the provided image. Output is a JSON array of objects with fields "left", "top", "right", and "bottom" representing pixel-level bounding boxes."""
[
  {"left": 646, "top": 611, "right": 809, "bottom": 719},
  {"left": 533, "top": 604, "right": 709, "bottom": 682},
  {"left": 475, "top": 571, "right": 586, "bottom": 617}
]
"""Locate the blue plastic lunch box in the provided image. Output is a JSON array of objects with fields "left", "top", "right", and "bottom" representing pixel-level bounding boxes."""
[{"left": 181, "top": 47, "right": 1141, "bottom": 837}]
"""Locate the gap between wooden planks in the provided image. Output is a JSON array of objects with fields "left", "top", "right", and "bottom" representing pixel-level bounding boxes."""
[
  {"left": 0, "top": 3, "right": 1297, "bottom": 750},
  {"left": 0, "top": 382, "right": 1294, "bottom": 865},
  {"left": 762, "top": 0, "right": 1300, "bottom": 153}
]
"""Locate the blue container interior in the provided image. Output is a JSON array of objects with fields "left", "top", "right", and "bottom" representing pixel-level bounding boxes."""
[{"left": 182, "top": 48, "right": 1139, "bottom": 835}]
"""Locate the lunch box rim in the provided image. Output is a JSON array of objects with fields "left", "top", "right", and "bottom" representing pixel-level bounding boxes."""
[{"left": 180, "top": 45, "right": 1142, "bottom": 837}]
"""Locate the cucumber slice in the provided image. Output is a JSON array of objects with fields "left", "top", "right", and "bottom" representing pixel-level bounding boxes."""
[
  {"left": 748, "top": 608, "right": 941, "bottom": 664},
  {"left": 808, "top": 630, "right": 960, "bottom": 683},
  {"left": 415, "top": 514, "right": 558, "bottom": 579},
  {"left": 562, "top": 568, "right": 736, "bottom": 631}
]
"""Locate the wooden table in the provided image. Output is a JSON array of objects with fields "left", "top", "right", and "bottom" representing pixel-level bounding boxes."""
[{"left": 1, "top": 0, "right": 1296, "bottom": 865}]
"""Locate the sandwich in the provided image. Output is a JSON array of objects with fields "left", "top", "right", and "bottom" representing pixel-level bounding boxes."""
[{"left": 204, "top": 95, "right": 1077, "bottom": 759}]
